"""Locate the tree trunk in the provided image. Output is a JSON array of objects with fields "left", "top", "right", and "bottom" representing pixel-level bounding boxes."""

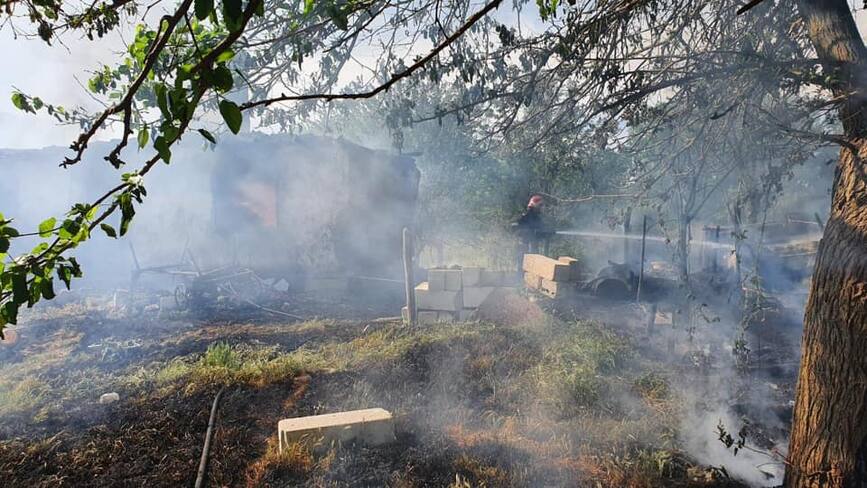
[{"left": 786, "top": 1, "right": 867, "bottom": 486}]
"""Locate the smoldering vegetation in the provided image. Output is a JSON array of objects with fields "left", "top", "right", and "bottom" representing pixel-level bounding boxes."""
[
  {"left": 0, "top": 111, "right": 828, "bottom": 487},
  {"left": 0, "top": 6, "right": 839, "bottom": 484}
]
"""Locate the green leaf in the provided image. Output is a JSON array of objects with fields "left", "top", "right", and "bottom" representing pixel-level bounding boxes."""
[
  {"left": 219, "top": 100, "right": 243, "bottom": 134},
  {"left": 254, "top": 0, "right": 264, "bottom": 17},
  {"left": 195, "top": 0, "right": 214, "bottom": 20},
  {"left": 0, "top": 237, "right": 8, "bottom": 253},
  {"left": 118, "top": 193, "right": 136, "bottom": 236},
  {"left": 1, "top": 301, "right": 19, "bottom": 326},
  {"left": 198, "top": 128, "right": 217, "bottom": 144},
  {"left": 303, "top": 0, "right": 314, "bottom": 15},
  {"left": 216, "top": 50, "right": 235, "bottom": 64},
  {"left": 100, "top": 223, "right": 118, "bottom": 238},
  {"left": 155, "top": 84, "right": 170, "bottom": 118},
  {"left": 41, "top": 278, "right": 55, "bottom": 300},
  {"left": 326, "top": 4, "right": 348, "bottom": 30},
  {"left": 57, "top": 266, "right": 72, "bottom": 290},
  {"left": 222, "top": 0, "right": 243, "bottom": 31},
  {"left": 154, "top": 136, "right": 172, "bottom": 163},
  {"left": 31, "top": 242, "right": 48, "bottom": 255},
  {"left": 58, "top": 219, "right": 81, "bottom": 240},
  {"left": 2, "top": 226, "right": 19, "bottom": 237},
  {"left": 137, "top": 125, "right": 149, "bottom": 149},
  {"left": 28, "top": 279, "right": 41, "bottom": 307},
  {"left": 11, "top": 92, "right": 28, "bottom": 111},
  {"left": 11, "top": 272, "right": 27, "bottom": 303},
  {"left": 38, "top": 217, "right": 56, "bottom": 238},
  {"left": 212, "top": 65, "right": 234, "bottom": 92}
]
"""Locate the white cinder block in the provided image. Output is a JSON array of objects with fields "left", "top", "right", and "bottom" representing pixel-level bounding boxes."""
[
  {"left": 278, "top": 408, "right": 395, "bottom": 451},
  {"left": 427, "top": 270, "right": 447, "bottom": 291},
  {"left": 461, "top": 267, "right": 483, "bottom": 287},
  {"left": 462, "top": 286, "right": 496, "bottom": 308},
  {"left": 444, "top": 269, "right": 462, "bottom": 291},
  {"left": 415, "top": 282, "right": 462, "bottom": 311}
]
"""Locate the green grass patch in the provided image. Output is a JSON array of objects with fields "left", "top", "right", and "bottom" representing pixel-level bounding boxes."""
[
  {"left": 148, "top": 321, "right": 494, "bottom": 395},
  {"left": 525, "top": 321, "right": 634, "bottom": 416}
]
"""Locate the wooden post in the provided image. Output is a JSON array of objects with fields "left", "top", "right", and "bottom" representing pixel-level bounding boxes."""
[
  {"left": 402, "top": 228, "right": 416, "bottom": 326},
  {"left": 636, "top": 215, "right": 648, "bottom": 302},
  {"left": 623, "top": 207, "right": 633, "bottom": 265},
  {"left": 712, "top": 225, "right": 720, "bottom": 272},
  {"left": 646, "top": 302, "right": 658, "bottom": 336}
]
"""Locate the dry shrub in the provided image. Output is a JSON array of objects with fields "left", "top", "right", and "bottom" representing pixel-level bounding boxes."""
[{"left": 244, "top": 438, "right": 314, "bottom": 488}]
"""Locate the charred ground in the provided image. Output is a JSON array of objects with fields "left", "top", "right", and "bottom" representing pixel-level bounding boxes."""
[{"left": 0, "top": 286, "right": 800, "bottom": 488}]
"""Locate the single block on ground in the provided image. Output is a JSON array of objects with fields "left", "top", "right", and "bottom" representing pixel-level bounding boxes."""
[{"left": 278, "top": 408, "right": 395, "bottom": 451}]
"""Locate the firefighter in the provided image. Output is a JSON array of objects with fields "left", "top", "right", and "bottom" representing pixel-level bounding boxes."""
[{"left": 512, "top": 194, "right": 546, "bottom": 274}]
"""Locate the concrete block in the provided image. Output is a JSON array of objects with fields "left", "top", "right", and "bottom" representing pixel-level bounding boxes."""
[
  {"left": 655, "top": 311, "right": 673, "bottom": 326},
  {"left": 524, "top": 272, "right": 542, "bottom": 290},
  {"left": 427, "top": 269, "right": 447, "bottom": 291},
  {"left": 461, "top": 267, "right": 483, "bottom": 287},
  {"left": 278, "top": 408, "right": 395, "bottom": 451},
  {"left": 522, "top": 254, "right": 570, "bottom": 281},
  {"left": 444, "top": 269, "right": 462, "bottom": 291},
  {"left": 463, "top": 286, "right": 496, "bottom": 308},
  {"left": 415, "top": 282, "right": 462, "bottom": 311},
  {"left": 558, "top": 257, "right": 580, "bottom": 281},
  {"left": 401, "top": 306, "right": 409, "bottom": 323},
  {"left": 418, "top": 310, "right": 439, "bottom": 325},
  {"left": 539, "top": 278, "right": 576, "bottom": 299}
]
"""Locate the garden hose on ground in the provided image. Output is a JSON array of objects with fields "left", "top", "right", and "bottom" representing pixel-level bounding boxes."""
[{"left": 194, "top": 386, "right": 227, "bottom": 488}]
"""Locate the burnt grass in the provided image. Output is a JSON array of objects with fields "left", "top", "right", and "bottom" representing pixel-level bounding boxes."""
[{"left": 0, "top": 300, "right": 766, "bottom": 488}]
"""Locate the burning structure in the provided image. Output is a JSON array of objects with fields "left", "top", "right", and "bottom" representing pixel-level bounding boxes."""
[{"left": 209, "top": 134, "right": 420, "bottom": 283}]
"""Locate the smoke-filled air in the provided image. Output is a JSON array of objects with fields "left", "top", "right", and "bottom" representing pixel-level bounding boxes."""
[{"left": 1, "top": 0, "right": 866, "bottom": 487}]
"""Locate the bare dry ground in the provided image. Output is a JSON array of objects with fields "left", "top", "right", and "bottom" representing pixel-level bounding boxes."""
[{"left": 0, "top": 292, "right": 790, "bottom": 487}]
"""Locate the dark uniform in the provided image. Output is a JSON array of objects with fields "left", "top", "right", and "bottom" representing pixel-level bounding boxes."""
[{"left": 512, "top": 195, "right": 546, "bottom": 275}]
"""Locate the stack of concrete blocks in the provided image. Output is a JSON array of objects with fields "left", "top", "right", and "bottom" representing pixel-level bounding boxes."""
[
  {"left": 407, "top": 267, "right": 515, "bottom": 324},
  {"left": 522, "top": 254, "right": 581, "bottom": 299}
]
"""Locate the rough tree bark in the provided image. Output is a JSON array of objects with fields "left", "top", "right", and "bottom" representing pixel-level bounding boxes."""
[{"left": 785, "top": 0, "right": 867, "bottom": 486}]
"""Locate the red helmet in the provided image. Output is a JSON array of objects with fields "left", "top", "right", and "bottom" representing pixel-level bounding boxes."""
[{"left": 527, "top": 195, "right": 544, "bottom": 208}]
